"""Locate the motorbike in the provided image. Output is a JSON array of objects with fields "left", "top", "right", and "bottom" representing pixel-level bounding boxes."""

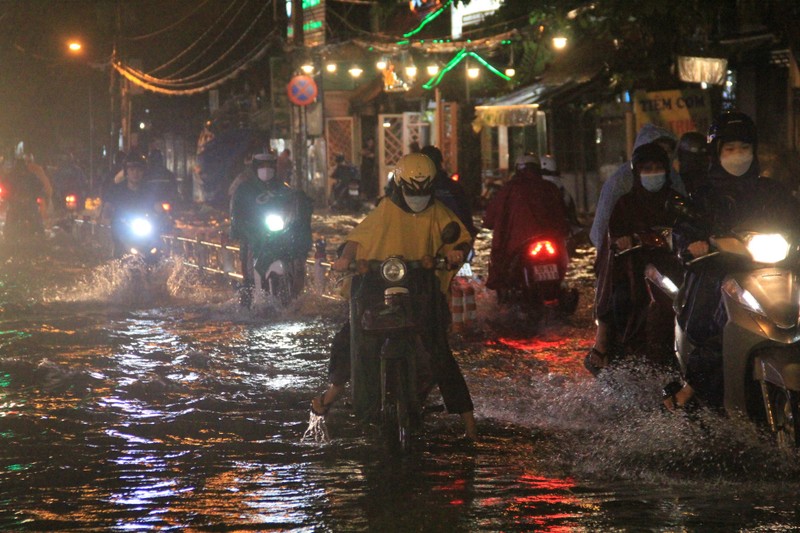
[
  {"left": 347, "top": 222, "right": 461, "bottom": 452},
  {"left": 647, "top": 225, "right": 800, "bottom": 449},
  {"left": 611, "top": 227, "right": 681, "bottom": 364},
  {"left": 331, "top": 175, "right": 362, "bottom": 212},
  {"left": 497, "top": 234, "right": 579, "bottom": 315},
  {"left": 253, "top": 199, "right": 310, "bottom": 308},
  {"left": 112, "top": 201, "right": 172, "bottom": 265}
]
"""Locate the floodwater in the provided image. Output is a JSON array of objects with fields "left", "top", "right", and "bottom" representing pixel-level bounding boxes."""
[{"left": 2, "top": 228, "right": 800, "bottom": 532}]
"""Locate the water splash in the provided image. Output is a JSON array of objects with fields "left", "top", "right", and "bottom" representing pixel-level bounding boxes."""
[{"left": 302, "top": 412, "right": 330, "bottom": 443}]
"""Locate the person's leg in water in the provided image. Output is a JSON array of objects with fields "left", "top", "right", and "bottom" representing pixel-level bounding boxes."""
[{"left": 311, "top": 322, "right": 350, "bottom": 415}]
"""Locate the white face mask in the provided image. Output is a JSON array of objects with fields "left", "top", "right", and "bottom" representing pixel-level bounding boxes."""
[
  {"left": 640, "top": 172, "right": 666, "bottom": 192},
  {"left": 402, "top": 192, "right": 431, "bottom": 213},
  {"left": 258, "top": 167, "right": 275, "bottom": 181},
  {"left": 720, "top": 152, "right": 753, "bottom": 177}
]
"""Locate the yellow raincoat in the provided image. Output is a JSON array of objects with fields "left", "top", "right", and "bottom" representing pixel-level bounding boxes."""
[{"left": 345, "top": 198, "right": 471, "bottom": 295}]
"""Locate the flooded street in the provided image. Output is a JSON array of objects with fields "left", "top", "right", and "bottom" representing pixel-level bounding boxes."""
[{"left": 2, "top": 223, "right": 800, "bottom": 532}]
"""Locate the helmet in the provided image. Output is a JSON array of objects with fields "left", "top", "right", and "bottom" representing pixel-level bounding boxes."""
[
  {"left": 540, "top": 154, "right": 559, "bottom": 176},
  {"left": 420, "top": 145, "right": 444, "bottom": 168},
  {"left": 393, "top": 153, "right": 436, "bottom": 194},
  {"left": 515, "top": 152, "right": 540, "bottom": 170},
  {"left": 707, "top": 111, "right": 757, "bottom": 154},
  {"left": 677, "top": 131, "right": 708, "bottom": 156},
  {"left": 124, "top": 152, "right": 147, "bottom": 169},
  {"left": 253, "top": 151, "right": 277, "bottom": 166},
  {"left": 630, "top": 142, "right": 670, "bottom": 174}
]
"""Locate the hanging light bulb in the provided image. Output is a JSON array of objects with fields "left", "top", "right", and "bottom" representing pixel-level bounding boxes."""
[
  {"left": 504, "top": 67, "right": 516, "bottom": 77},
  {"left": 426, "top": 64, "right": 439, "bottom": 76},
  {"left": 552, "top": 36, "right": 568, "bottom": 50},
  {"left": 467, "top": 67, "right": 480, "bottom": 79},
  {"left": 405, "top": 65, "right": 418, "bottom": 78},
  {"left": 301, "top": 63, "right": 314, "bottom": 74},
  {"left": 326, "top": 63, "right": 337, "bottom": 73},
  {"left": 376, "top": 59, "right": 387, "bottom": 70},
  {"left": 349, "top": 66, "right": 364, "bottom": 78}
]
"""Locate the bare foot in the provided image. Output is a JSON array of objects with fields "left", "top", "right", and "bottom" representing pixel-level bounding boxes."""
[{"left": 461, "top": 411, "right": 478, "bottom": 441}]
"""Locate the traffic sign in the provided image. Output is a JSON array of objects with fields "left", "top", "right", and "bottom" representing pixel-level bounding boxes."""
[{"left": 287, "top": 75, "right": 318, "bottom": 106}]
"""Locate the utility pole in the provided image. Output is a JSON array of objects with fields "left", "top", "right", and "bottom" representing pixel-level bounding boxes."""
[{"left": 291, "top": 0, "right": 307, "bottom": 192}]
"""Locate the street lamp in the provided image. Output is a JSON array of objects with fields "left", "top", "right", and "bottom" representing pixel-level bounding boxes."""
[{"left": 552, "top": 36, "right": 568, "bottom": 50}]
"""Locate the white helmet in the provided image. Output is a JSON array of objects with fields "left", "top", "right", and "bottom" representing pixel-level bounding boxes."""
[
  {"left": 540, "top": 154, "right": 559, "bottom": 176},
  {"left": 515, "top": 152, "right": 540, "bottom": 170},
  {"left": 393, "top": 152, "right": 435, "bottom": 194}
]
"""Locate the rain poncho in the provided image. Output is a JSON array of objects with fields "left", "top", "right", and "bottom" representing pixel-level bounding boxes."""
[
  {"left": 590, "top": 124, "right": 685, "bottom": 247},
  {"left": 346, "top": 198, "right": 471, "bottom": 294}
]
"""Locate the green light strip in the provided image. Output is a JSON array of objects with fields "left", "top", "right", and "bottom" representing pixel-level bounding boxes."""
[
  {"left": 403, "top": 0, "right": 454, "bottom": 38},
  {"left": 422, "top": 49, "right": 510, "bottom": 89},
  {"left": 423, "top": 48, "right": 467, "bottom": 89}
]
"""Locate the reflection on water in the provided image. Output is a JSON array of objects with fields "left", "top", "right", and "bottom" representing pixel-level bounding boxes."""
[{"left": 1, "top": 246, "right": 800, "bottom": 530}]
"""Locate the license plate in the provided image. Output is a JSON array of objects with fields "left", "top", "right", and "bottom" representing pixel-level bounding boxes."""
[
  {"left": 348, "top": 187, "right": 359, "bottom": 196},
  {"left": 533, "top": 264, "right": 559, "bottom": 281}
]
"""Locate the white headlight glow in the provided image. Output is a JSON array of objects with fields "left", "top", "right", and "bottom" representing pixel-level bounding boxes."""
[
  {"left": 131, "top": 218, "right": 153, "bottom": 237},
  {"left": 265, "top": 214, "right": 285, "bottom": 232},
  {"left": 746, "top": 233, "right": 789, "bottom": 264}
]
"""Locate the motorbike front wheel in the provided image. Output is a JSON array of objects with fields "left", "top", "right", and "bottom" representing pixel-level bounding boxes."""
[
  {"left": 382, "top": 358, "right": 412, "bottom": 453},
  {"left": 266, "top": 272, "right": 292, "bottom": 308},
  {"left": 770, "top": 386, "right": 800, "bottom": 450}
]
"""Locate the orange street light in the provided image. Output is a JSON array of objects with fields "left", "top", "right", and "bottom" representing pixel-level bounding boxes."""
[{"left": 67, "top": 41, "right": 82, "bottom": 53}]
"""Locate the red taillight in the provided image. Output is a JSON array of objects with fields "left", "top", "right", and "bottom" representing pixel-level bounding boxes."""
[
  {"left": 65, "top": 194, "right": 78, "bottom": 208},
  {"left": 161, "top": 202, "right": 171, "bottom": 212},
  {"left": 450, "top": 172, "right": 460, "bottom": 182},
  {"left": 528, "top": 240, "right": 557, "bottom": 258}
]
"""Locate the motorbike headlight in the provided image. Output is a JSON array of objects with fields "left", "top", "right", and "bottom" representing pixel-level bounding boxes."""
[
  {"left": 381, "top": 257, "right": 407, "bottom": 283},
  {"left": 131, "top": 218, "right": 153, "bottom": 237},
  {"left": 746, "top": 233, "right": 789, "bottom": 264},
  {"left": 265, "top": 214, "right": 285, "bottom": 232}
]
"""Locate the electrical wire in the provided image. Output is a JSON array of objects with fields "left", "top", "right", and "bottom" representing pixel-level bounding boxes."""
[
  {"left": 126, "top": 1, "right": 271, "bottom": 87},
  {"left": 148, "top": 0, "right": 251, "bottom": 77},
  {"left": 115, "top": 29, "right": 276, "bottom": 94},
  {"left": 122, "top": 0, "right": 215, "bottom": 41}
]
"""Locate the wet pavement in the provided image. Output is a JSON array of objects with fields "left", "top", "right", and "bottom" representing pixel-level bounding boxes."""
[{"left": 1, "top": 218, "right": 800, "bottom": 531}]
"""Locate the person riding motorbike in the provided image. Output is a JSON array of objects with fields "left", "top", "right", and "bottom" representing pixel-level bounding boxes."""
[
  {"left": 483, "top": 153, "right": 569, "bottom": 298},
  {"left": 664, "top": 111, "right": 800, "bottom": 410},
  {"left": 101, "top": 152, "right": 165, "bottom": 258},
  {"left": 310, "top": 152, "right": 478, "bottom": 440},
  {"left": 540, "top": 154, "right": 581, "bottom": 231},
  {"left": 586, "top": 142, "right": 683, "bottom": 374},
  {"left": 230, "top": 151, "right": 312, "bottom": 306},
  {"left": 676, "top": 131, "right": 710, "bottom": 197},
  {"left": 1, "top": 152, "right": 50, "bottom": 243},
  {"left": 420, "top": 144, "right": 478, "bottom": 240},
  {"left": 330, "top": 154, "right": 360, "bottom": 209},
  {"left": 588, "top": 125, "right": 684, "bottom": 368}
]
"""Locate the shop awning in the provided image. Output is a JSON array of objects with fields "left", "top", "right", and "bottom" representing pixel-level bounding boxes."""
[{"left": 472, "top": 40, "right": 611, "bottom": 130}]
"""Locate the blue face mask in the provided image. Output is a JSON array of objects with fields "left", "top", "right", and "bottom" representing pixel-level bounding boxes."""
[{"left": 640, "top": 172, "right": 666, "bottom": 192}]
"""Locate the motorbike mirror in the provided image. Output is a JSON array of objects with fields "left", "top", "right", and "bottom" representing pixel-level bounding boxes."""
[{"left": 440, "top": 221, "right": 461, "bottom": 245}]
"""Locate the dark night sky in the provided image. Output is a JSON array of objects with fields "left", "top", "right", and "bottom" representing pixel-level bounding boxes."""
[{"left": 0, "top": 0, "right": 280, "bottom": 163}]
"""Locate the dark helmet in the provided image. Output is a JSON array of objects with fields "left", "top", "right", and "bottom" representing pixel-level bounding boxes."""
[
  {"left": 420, "top": 145, "right": 444, "bottom": 168},
  {"left": 630, "top": 142, "right": 670, "bottom": 174},
  {"left": 124, "top": 152, "right": 147, "bottom": 169},
  {"left": 677, "top": 131, "right": 709, "bottom": 174},
  {"left": 334, "top": 154, "right": 345, "bottom": 164},
  {"left": 707, "top": 111, "right": 757, "bottom": 155}
]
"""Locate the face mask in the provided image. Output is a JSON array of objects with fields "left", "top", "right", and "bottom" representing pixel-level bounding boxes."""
[
  {"left": 258, "top": 167, "right": 275, "bottom": 181},
  {"left": 720, "top": 152, "right": 753, "bottom": 177},
  {"left": 402, "top": 192, "right": 431, "bottom": 213},
  {"left": 640, "top": 172, "right": 666, "bottom": 192}
]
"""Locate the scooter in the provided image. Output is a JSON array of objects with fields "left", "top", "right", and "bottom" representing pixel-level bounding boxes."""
[
  {"left": 331, "top": 176, "right": 362, "bottom": 213},
  {"left": 348, "top": 222, "right": 461, "bottom": 452},
  {"left": 112, "top": 202, "right": 172, "bottom": 265},
  {"left": 254, "top": 205, "right": 309, "bottom": 308},
  {"left": 647, "top": 226, "right": 800, "bottom": 450},
  {"left": 497, "top": 234, "right": 579, "bottom": 315}
]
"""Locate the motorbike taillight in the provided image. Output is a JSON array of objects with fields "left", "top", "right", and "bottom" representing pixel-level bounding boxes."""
[
  {"left": 528, "top": 240, "right": 557, "bottom": 258},
  {"left": 65, "top": 194, "right": 78, "bottom": 209}
]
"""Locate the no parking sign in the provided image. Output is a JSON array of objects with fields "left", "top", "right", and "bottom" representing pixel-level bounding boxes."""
[{"left": 287, "top": 75, "right": 318, "bottom": 106}]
